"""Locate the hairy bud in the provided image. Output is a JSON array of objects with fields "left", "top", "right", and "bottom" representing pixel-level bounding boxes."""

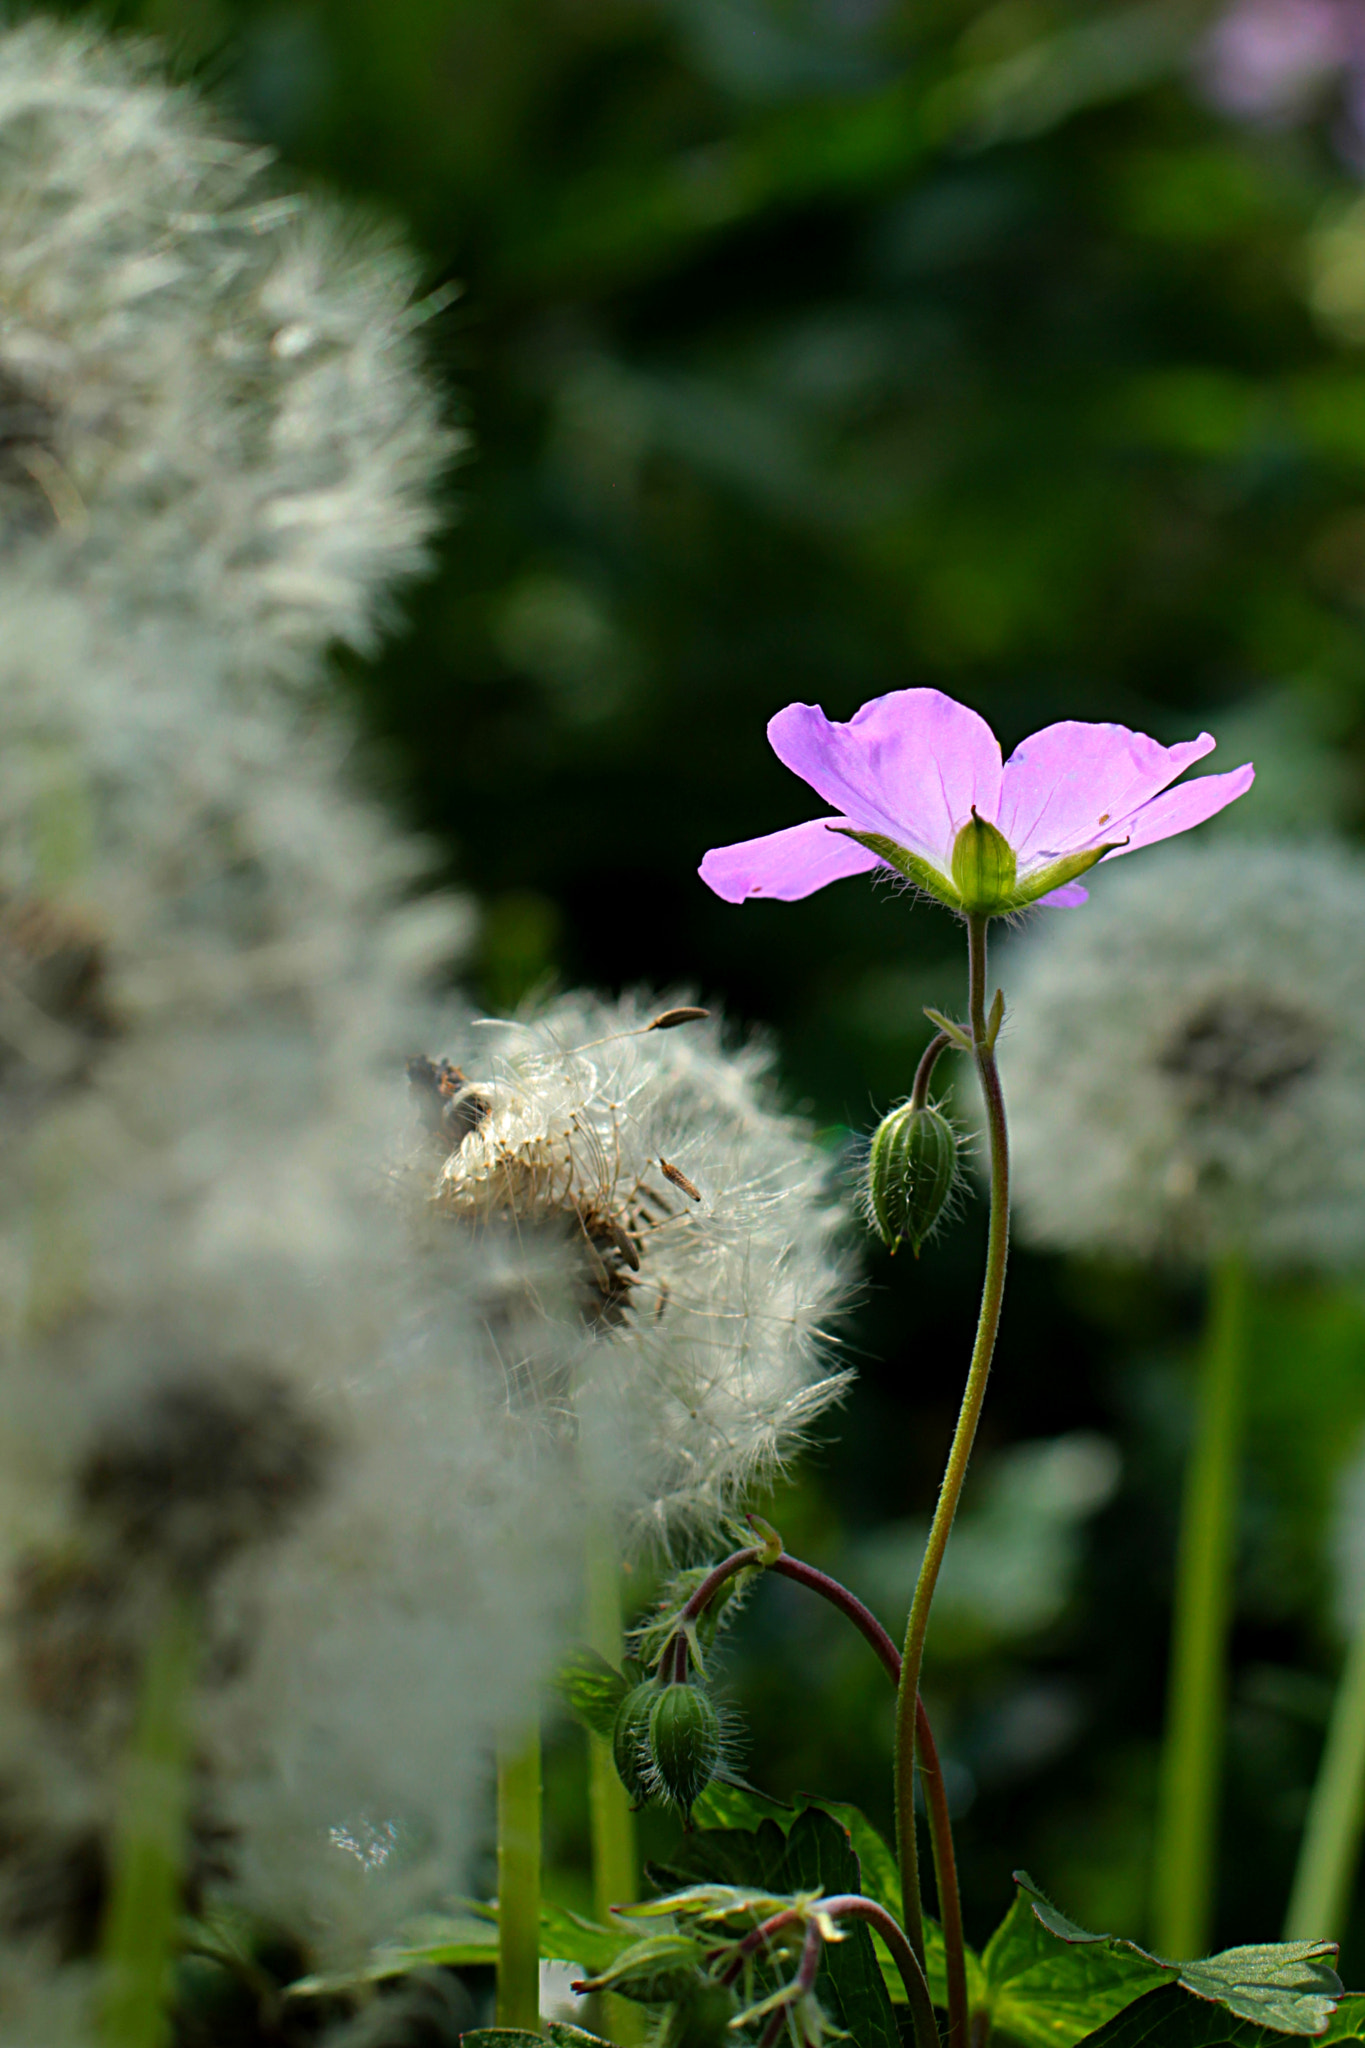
[
  {"left": 612, "top": 1681, "right": 658, "bottom": 1803},
  {"left": 866, "top": 1101, "right": 958, "bottom": 1255},
  {"left": 647, "top": 1682, "right": 722, "bottom": 1815}
]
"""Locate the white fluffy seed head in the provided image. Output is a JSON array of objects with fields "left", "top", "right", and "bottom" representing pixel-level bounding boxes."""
[
  {"left": 1001, "top": 841, "right": 1365, "bottom": 1271},
  {"left": 407, "top": 992, "right": 857, "bottom": 1553},
  {"left": 0, "top": 17, "right": 457, "bottom": 686},
  {"left": 0, "top": 604, "right": 581, "bottom": 1965}
]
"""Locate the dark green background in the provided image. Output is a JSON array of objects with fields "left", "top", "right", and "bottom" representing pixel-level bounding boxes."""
[{"left": 69, "top": 0, "right": 1365, "bottom": 1982}]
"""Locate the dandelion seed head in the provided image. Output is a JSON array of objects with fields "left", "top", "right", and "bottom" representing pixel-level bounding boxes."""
[
  {"left": 413, "top": 992, "right": 856, "bottom": 1551},
  {"left": 0, "top": 18, "right": 457, "bottom": 685},
  {"left": 1002, "top": 841, "right": 1365, "bottom": 1269}
]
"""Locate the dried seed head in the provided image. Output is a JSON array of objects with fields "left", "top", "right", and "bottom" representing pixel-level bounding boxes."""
[{"left": 409, "top": 991, "right": 856, "bottom": 1549}]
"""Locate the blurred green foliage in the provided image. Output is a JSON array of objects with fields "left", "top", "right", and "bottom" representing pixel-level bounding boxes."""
[{"left": 55, "top": 0, "right": 1365, "bottom": 1988}]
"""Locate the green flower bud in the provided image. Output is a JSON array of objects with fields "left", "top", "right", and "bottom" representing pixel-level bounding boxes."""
[
  {"left": 867, "top": 1101, "right": 958, "bottom": 1255},
  {"left": 612, "top": 1680, "right": 658, "bottom": 1802},
  {"left": 576, "top": 1932, "right": 710, "bottom": 2004},
  {"left": 647, "top": 1682, "right": 722, "bottom": 1814},
  {"left": 951, "top": 809, "right": 1018, "bottom": 916}
]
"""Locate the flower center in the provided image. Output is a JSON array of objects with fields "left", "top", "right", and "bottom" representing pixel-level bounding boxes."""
[{"left": 1159, "top": 992, "right": 1325, "bottom": 1108}]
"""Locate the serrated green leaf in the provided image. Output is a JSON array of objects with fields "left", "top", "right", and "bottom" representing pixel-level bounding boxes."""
[
  {"left": 1076, "top": 1985, "right": 1365, "bottom": 2048},
  {"left": 546, "top": 2027, "right": 616, "bottom": 2048},
  {"left": 989, "top": 1876, "right": 1344, "bottom": 2048},
  {"left": 461, "top": 2033, "right": 545, "bottom": 2047},
  {"left": 558, "top": 1645, "right": 630, "bottom": 1740},
  {"left": 1178, "top": 1944, "right": 1342, "bottom": 2035},
  {"left": 984, "top": 1876, "right": 1173, "bottom": 2048}
]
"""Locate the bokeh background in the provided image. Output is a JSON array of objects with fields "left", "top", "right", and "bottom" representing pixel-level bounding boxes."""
[{"left": 52, "top": 0, "right": 1365, "bottom": 1980}]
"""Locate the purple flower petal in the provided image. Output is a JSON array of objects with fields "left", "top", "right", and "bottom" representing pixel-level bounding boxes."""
[
  {"left": 1102, "top": 762, "right": 1257, "bottom": 858},
  {"left": 997, "top": 722, "right": 1216, "bottom": 865},
  {"left": 1036, "top": 880, "right": 1090, "bottom": 908},
  {"left": 767, "top": 689, "right": 1002, "bottom": 868},
  {"left": 699, "top": 817, "right": 884, "bottom": 903}
]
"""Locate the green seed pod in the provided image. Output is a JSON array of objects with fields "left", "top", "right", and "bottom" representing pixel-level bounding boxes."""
[
  {"left": 612, "top": 1680, "right": 658, "bottom": 1801},
  {"left": 647, "top": 1682, "right": 722, "bottom": 1814},
  {"left": 867, "top": 1101, "right": 958, "bottom": 1255}
]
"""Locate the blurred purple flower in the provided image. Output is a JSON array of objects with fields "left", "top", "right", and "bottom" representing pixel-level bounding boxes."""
[
  {"left": 699, "top": 688, "right": 1254, "bottom": 914},
  {"left": 1200, "top": 0, "right": 1355, "bottom": 122}
]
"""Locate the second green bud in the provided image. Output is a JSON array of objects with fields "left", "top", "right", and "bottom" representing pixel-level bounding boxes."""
[{"left": 866, "top": 1100, "right": 958, "bottom": 1256}]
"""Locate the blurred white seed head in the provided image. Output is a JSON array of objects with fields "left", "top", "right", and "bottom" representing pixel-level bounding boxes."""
[
  {"left": 0, "top": 15, "right": 570, "bottom": 1972},
  {"left": 1001, "top": 841, "right": 1365, "bottom": 1271},
  {"left": 0, "top": 17, "right": 457, "bottom": 685},
  {"left": 403, "top": 992, "right": 856, "bottom": 1552},
  {"left": 0, "top": 611, "right": 583, "bottom": 1966}
]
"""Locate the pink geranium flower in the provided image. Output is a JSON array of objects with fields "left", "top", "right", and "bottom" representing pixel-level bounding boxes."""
[{"left": 699, "top": 689, "right": 1254, "bottom": 916}]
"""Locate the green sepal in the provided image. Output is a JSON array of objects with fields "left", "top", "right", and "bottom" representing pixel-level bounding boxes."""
[
  {"left": 952, "top": 810, "right": 1018, "bottom": 913},
  {"left": 923, "top": 1006, "right": 973, "bottom": 1052},
  {"left": 558, "top": 1645, "right": 631, "bottom": 1740},
  {"left": 572, "top": 1931, "right": 711, "bottom": 2004},
  {"left": 1009, "top": 839, "right": 1122, "bottom": 908},
  {"left": 828, "top": 827, "right": 962, "bottom": 908}
]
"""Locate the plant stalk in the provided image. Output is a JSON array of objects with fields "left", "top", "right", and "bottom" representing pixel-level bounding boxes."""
[
  {"left": 1152, "top": 1253, "right": 1248, "bottom": 1960},
  {"left": 496, "top": 1725, "right": 543, "bottom": 2033},
  {"left": 1285, "top": 1584, "right": 1365, "bottom": 1940},
  {"left": 100, "top": 1589, "right": 200, "bottom": 2048},
  {"left": 770, "top": 1555, "right": 967, "bottom": 2045},
  {"left": 895, "top": 913, "right": 1010, "bottom": 1973},
  {"left": 583, "top": 1521, "right": 643, "bottom": 2045}
]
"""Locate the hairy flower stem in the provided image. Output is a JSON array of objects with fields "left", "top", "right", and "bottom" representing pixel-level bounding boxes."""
[
  {"left": 496, "top": 1726, "right": 543, "bottom": 2034},
  {"left": 1285, "top": 1579, "right": 1365, "bottom": 1940},
  {"left": 100, "top": 1588, "right": 200, "bottom": 2048},
  {"left": 673, "top": 1541, "right": 965, "bottom": 2048},
  {"left": 1153, "top": 1254, "right": 1249, "bottom": 1959},
  {"left": 911, "top": 1030, "right": 953, "bottom": 1111},
  {"left": 896, "top": 912, "right": 1010, "bottom": 1979},
  {"left": 583, "top": 1522, "right": 643, "bottom": 2045}
]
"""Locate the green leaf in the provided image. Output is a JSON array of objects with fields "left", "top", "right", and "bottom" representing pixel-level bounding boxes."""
[
  {"left": 538, "top": 1902, "right": 634, "bottom": 1973},
  {"left": 988, "top": 1876, "right": 1344, "bottom": 2048},
  {"left": 461, "top": 2034, "right": 545, "bottom": 2047},
  {"left": 653, "top": 1808, "right": 901, "bottom": 2048},
  {"left": 684, "top": 1783, "right": 987, "bottom": 2014},
  {"left": 285, "top": 1899, "right": 632, "bottom": 2002},
  {"left": 547, "top": 2028, "right": 616, "bottom": 2048},
  {"left": 1076, "top": 1985, "right": 1365, "bottom": 2048},
  {"left": 1179, "top": 1944, "right": 1342, "bottom": 2035},
  {"left": 984, "top": 1876, "right": 1171, "bottom": 2048},
  {"left": 558, "top": 1646, "right": 629, "bottom": 1740}
]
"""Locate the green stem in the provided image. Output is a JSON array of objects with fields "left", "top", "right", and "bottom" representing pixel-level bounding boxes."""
[
  {"left": 895, "top": 913, "right": 1010, "bottom": 1973},
  {"left": 1152, "top": 1254, "right": 1248, "bottom": 1960},
  {"left": 100, "top": 1590, "right": 199, "bottom": 2048},
  {"left": 497, "top": 1725, "right": 543, "bottom": 2034},
  {"left": 1284, "top": 1586, "right": 1365, "bottom": 1939},
  {"left": 584, "top": 1522, "right": 644, "bottom": 2047}
]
